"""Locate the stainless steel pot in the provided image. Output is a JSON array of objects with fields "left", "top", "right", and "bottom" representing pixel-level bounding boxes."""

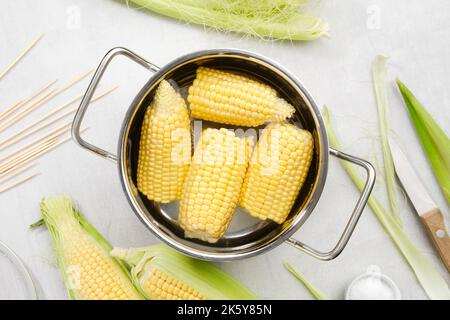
[{"left": 72, "top": 47, "right": 376, "bottom": 262}]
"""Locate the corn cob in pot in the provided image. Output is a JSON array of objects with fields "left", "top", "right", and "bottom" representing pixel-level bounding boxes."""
[
  {"left": 137, "top": 80, "right": 192, "bottom": 203},
  {"left": 179, "top": 128, "right": 253, "bottom": 243},
  {"left": 111, "top": 244, "right": 258, "bottom": 300},
  {"left": 188, "top": 67, "right": 295, "bottom": 126},
  {"left": 240, "top": 122, "right": 314, "bottom": 224}
]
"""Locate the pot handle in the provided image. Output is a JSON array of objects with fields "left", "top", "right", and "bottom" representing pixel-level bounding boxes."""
[
  {"left": 286, "top": 147, "right": 376, "bottom": 260},
  {"left": 72, "top": 47, "right": 160, "bottom": 162}
]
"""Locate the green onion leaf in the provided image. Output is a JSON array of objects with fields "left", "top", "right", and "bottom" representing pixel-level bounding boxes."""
[
  {"left": 126, "top": 0, "right": 329, "bottom": 41},
  {"left": 372, "top": 55, "right": 402, "bottom": 226},
  {"left": 323, "top": 106, "right": 450, "bottom": 300},
  {"left": 284, "top": 261, "right": 329, "bottom": 300},
  {"left": 396, "top": 79, "right": 450, "bottom": 204}
]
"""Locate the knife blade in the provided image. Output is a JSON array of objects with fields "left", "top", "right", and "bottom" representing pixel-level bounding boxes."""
[
  {"left": 389, "top": 137, "right": 450, "bottom": 272},
  {"left": 388, "top": 138, "right": 437, "bottom": 215}
]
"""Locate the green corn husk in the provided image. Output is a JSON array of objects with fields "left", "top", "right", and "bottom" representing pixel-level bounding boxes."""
[
  {"left": 40, "top": 196, "right": 143, "bottom": 300},
  {"left": 111, "top": 244, "right": 259, "bottom": 300},
  {"left": 396, "top": 79, "right": 450, "bottom": 203},
  {"left": 284, "top": 262, "right": 329, "bottom": 300},
  {"left": 372, "top": 55, "right": 402, "bottom": 226},
  {"left": 322, "top": 107, "right": 450, "bottom": 300},
  {"left": 126, "top": 0, "right": 329, "bottom": 41}
]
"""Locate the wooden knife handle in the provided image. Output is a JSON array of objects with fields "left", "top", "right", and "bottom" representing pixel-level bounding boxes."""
[{"left": 421, "top": 208, "right": 450, "bottom": 273}]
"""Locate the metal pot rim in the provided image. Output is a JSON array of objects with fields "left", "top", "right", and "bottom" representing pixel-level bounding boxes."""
[
  {"left": 72, "top": 47, "right": 376, "bottom": 262},
  {"left": 118, "top": 48, "right": 329, "bottom": 260}
]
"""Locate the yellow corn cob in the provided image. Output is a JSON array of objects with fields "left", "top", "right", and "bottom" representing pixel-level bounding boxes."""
[
  {"left": 40, "top": 197, "right": 143, "bottom": 300},
  {"left": 65, "top": 233, "right": 141, "bottom": 300},
  {"left": 137, "top": 80, "right": 191, "bottom": 203},
  {"left": 179, "top": 128, "right": 252, "bottom": 243},
  {"left": 142, "top": 267, "right": 206, "bottom": 300},
  {"left": 111, "top": 245, "right": 259, "bottom": 300},
  {"left": 239, "top": 123, "right": 314, "bottom": 224},
  {"left": 188, "top": 67, "right": 295, "bottom": 127}
]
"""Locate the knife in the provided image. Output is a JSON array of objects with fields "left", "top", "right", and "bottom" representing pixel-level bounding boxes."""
[{"left": 389, "top": 137, "right": 450, "bottom": 272}]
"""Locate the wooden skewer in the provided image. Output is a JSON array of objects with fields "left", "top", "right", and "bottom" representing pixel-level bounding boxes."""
[
  {"left": 0, "top": 140, "right": 55, "bottom": 176},
  {"left": 0, "top": 80, "right": 56, "bottom": 122},
  {"left": 4, "top": 136, "right": 66, "bottom": 173},
  {"left": 0, "top": 163, "right": 34, "bottom": 185},
  {"left": 0, "top": 137, "right": 54, "bottom": 166},
  {"left": 0, "top": 34, "right": 43, "bottom": 82},
  {"left": 0, "top": 128, "right": 88, "bottom": 177},
  {"left": 0, "top": 89, "right": 58, "bottom": 133},
  {"left": 58, "top": 69, "right": 93, "bottom": 92},
  {"left": 0, "top": 172, "right": 41, "bottom": 194},
  {"left": 0, "top": 143, "right": 53, "bottom": 177},
  {"left": 12, "top": 93, "right": 84, "bottom": 131},
  {"left": 0, "top": 86, "right": 117, "bottom": 150},
  {"left": 0, "top": 69, "right": 93, "bottom": 133},
  {"left": 0, "top": 139, "right": 56, "bottom": 174},
  {"left": 7, "top": 85, "right": 115, "bottom": 137},
  {"left": 0, "top": 122, "right": 70, "bottom": 163},
  {"left": 91, "top": 85, "right": 119, "bottom": 102},
  {"left": 0, "top": 101, "right": 22, "bottom": 124},
  {"left": 0, "top": 133, "right": 59, "bottom": 165},
  {"left": 0, "top": 105, "right": 75, "bottom": 151}
]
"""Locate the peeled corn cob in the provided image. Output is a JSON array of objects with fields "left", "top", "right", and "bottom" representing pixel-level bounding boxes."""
[
  {"left": 111, "top": 244, "right": 258, "bottom": 300},
  {"left": 137, "top": 80, "right": 191, "bottom": 203},
  {"left": 188, "top": 67, "right": 295, "bottom": 126},
  {"left": 179, "top": 128, "right": 253, "bottom": 243},
  {"left": 40, "top": 196, "right": 143, "bottom": 300},
  {"left": 240, "top": 122, "right": 314, "bottom": 224}
]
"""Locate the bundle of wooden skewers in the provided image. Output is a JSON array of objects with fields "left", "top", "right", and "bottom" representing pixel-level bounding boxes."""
[{"left": 0, "top": 35, "right": 117, "bottom": 194}]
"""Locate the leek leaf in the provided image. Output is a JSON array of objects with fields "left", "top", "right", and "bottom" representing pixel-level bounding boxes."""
[{"left": 323, "top": 106, "right": 450, "bottom": 300}]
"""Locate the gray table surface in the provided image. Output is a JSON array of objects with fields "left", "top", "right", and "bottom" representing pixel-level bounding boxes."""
[{"left": 0, "top": 0, "right": 449, "bottom": 300}]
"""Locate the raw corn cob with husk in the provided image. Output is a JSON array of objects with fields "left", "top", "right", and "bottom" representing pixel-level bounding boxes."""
[
  {"left": 111, "top": 244, "right": 258, "bottom": 300},
  {"left": 137, "top": 80, "right": 192, "bottom": 203},
  {"left": 179, "top": 128, "right": 253, "bottom": 243},
  {"left": 125, "top": 0, "right": 329, "bottom": 41},
  {"left": 188, "top": 67, "right": 295, "bottom": 126},
  {"left": 240, "top": 122, "right": 314, "bottom": 224},
  {"left": 40, "top": 196, "right": 143, "bottom": 300}
]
